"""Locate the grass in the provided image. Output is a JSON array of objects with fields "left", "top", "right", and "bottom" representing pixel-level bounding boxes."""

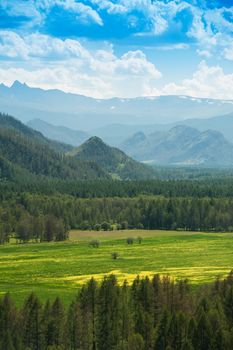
[{"left": 1, "top": 229, "right": 233, "bottom": 305}]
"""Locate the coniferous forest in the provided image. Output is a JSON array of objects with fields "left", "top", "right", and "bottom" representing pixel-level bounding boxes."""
[
  {"left": 2, "top": 0, "right": 233, "bottom": 347},
  {"left": 1, "top": 115, "right": 233, "bottom": 350},
  {"left": 1, "top": 272, "right": 233, "bottom": 350},
  {"left": 2, "top": 192, "right": 233, "bottom": 243}
]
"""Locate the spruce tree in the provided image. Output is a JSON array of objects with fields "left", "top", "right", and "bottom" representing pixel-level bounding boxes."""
[
  {"left": 22, "top": 293, "right": 42, "bottom": 350},
  {"left": 97, "top": 275, "right": 120, "bottom": 350}
]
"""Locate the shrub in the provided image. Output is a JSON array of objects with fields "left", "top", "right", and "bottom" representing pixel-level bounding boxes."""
[
  {"left": 101, "top": 222, "right": 111, "bottom": 231},
  {"left": 126, "top": 237, "right": 134, "bottom": 245},
  {"left": 89, "top": 240, "right": 100, "bottom": 248},
  {"left": 111, "top": 252, "right": 119, "bottom": 260}
]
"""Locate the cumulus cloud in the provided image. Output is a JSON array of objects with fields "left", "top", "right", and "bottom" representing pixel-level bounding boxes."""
[
  {"left": 0, "top": 31, "right": 90, "bottom": 60},
  {"left": 37, "top": 0, "right": 103, "bottom": 25},
  {"left": 1, "top": 0, "right": 103, "bottom": 27},
  {"left": 88, "top": 1, "right": 233, "bottom": 58},
  {"left": 163, "top": 61, "right": 233, "bottom": 100},
  {"left": 1, "top": 0, "right": 233, "bottom": 58},
  {"left": 0, "top": 31, "right": 161, "bottom": 98}
]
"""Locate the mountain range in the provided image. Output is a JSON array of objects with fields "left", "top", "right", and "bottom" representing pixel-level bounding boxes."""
[
  {"left": 0, "top": 113, "right": 156, "bottom": 181},
  {"left": 27, "top": 116, "right": 233, "bottom": 168},
  {"left": 91, "top": 112, "right": 233, "bottom": 145},
  {"left": 1, "top": 81, "right": 233, "bottom": 169},
  {"left": 121, "top": 125, "right": 233, "bottom": 167},
  {"left": 1, "top": 81, "right": 233, "bottom": 131}
]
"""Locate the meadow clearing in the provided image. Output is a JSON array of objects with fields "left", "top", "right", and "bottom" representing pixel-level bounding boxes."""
[{"left": 1, "top": 229, "right": 233, "bottom": 305}]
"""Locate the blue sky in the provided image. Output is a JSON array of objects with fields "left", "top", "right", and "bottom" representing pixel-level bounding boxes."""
[{"left": 0, "top": 0, "right": 233, "bottom": 98}]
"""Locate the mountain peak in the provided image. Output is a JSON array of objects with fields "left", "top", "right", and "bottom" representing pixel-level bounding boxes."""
[
  {"left": 68, "top": 135, "right": 155, "bottom": 180},
  {"left": 11, "top": 80, "right": 28, "bottom": 89},
  {"left": 87, "top": 136, "right": 105, "bottom": 144}
]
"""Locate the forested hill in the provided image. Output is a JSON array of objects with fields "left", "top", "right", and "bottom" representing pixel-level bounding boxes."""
[
  {"left": 0, "top": 113, "right": 156, "bottom": 181},
  {"left": 0, "top": 113, "right": 109, "bottom": 181},
  {"left": 0, "top": 113, "right": 72, "bottom": 153},
  {"left": 68, "top": 136, "right": 156, "bottom": 180}
]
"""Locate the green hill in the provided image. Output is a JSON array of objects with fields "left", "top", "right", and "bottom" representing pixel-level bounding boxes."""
[
  {"left": 0, "top": 114, "right": 156, "bottom": 181},
  {"left": 0, "top": 114, "right": 109, "bottom": 181},
  {"left": 68, "top": 136, "right": 156, "bottom": 180}
]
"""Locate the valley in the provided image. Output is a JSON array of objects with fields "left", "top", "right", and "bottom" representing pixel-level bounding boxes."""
[
  {"left": 1, "top": 2, "right": 233, "bottom": 348},
  {"left": 1, "top": 229, "right": 233, "bottom": 305}
]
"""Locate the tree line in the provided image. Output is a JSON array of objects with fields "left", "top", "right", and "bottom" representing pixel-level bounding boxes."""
[
  {"left": 0, "top": 213, "right": 67, "bottom": 244},
  {"left": 2, "top": 177, "right": 233, "bottom": 200},
  {"left": 1, "top": 193, "right": 233, "bottom": 243},
  {"left": 1, "top": 272, "right": 233, "bottom": 350}
]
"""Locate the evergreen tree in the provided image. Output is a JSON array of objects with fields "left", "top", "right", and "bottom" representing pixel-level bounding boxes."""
[
  {"left": 97, "top": 275, "right": 120, "bottom": 350},
  {"left": 154, "top": 309, "right": 171, "bottom": 350},
  {"left": 22, "top": 293, "right": 42, "bottom": 350}
]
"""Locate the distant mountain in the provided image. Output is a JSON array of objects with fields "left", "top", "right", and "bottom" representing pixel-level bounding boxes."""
[
  {"left": 68, "top": 136, "right": 156, "bottom": 180},
  {"left": 121, "top": 125, "right": 233, "bottom": 167},
  {"left": 174, "top": 112, "right": 233, "bottom": 143},
  {"left": 28, "top": 119, "right": 90, "bottom": 146},
  {"left": 1, "top": 81, "right": 233, "bottom": 130},
  {"left": 93, "top": 112, "right": 233, "bottom": 147},
  {"left": 91, "top": 124, "right": 167, "bottom": 146},
  {"left": 0, "top": 113, "right": 109, "bottom": 181}
]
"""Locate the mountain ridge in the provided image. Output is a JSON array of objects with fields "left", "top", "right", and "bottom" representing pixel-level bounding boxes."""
[
  {"left": 0, "top": 113, "right": 157, "bottom": 181},
  {"left": 27, "top": 119, "right": 90, "bottom": 147},
  {"left": 1, "top": 81, "right": 233, "bottom": 130},
  {"left": 121, "top": 125, "right": 233, "bottom": 167}
]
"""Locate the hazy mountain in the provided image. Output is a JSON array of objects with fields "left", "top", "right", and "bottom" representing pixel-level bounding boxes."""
[
  {"left": 174, "top": 112, "right": 233, "bottom": 143},
  {"left": 91, "top": 124, "right": 167, "bottom": 146},
  {"left": 121, "top": 125, "right": 233, "bottom": 167},
  {"left": 28, "top": 119, "right": 90, "bottom": 146},
  {"left": 68, "top": 136, "right": 157, "bottom": 180},
  {"left": 92, "top": 112, "right": 233, "bottom": 146},
  {"left": 1, "top": 81, "right": 233, "bottom": 130}
]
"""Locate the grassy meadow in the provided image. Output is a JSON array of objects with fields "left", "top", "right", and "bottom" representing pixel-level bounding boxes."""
[{"left": 1, "top": 229, "right": 233, "bottom": 305}]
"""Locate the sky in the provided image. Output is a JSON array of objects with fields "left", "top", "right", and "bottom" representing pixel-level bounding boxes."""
[{"left": 0, "top": 0, "right": 233, "bottom": 99}]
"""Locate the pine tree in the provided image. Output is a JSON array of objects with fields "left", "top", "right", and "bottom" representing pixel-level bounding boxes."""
[
  {"left": 65, "top": 298, "right": 81, "bottom": 350},
  {"left": 154, "top": 309, "right": 171, "bottom": 350},
  {"left": 50, "top": 297, "right": 65, "bottom": 347},
  {"left": 0, "top": 330, "right": 15, "bottom": 350},
  {"left": 79, "top": 278, "right": 97, "bottom": 350},
  {"left": 119, "top": 281, "right": 134, "bottom": 346},
  {"left": 196, "top": 308, "right": 211, "bottom": 350},
  {"left": 22, "top": 293, "right": 42, "bottom": 350},
  {"left": 97, "top": 275, "right": 120, "bottom": 350},
  {"left": 0, "top": 294, "right": 17, "bottom": 350},
  {"left": 127, "top": 333, "right": 145, "bottom": 350}
]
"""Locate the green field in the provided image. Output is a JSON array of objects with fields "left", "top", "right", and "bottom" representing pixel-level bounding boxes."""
[{"left": 1, "top": 230, "right": 233, "bottom": 305}]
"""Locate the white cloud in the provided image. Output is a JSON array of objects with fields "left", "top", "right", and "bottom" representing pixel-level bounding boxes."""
[
  {"left": 0, "top": 31, "right": 161, "bottom": 98},
  {"left": 0, "top": 30, "right": 232, "bottom": 100},
  {"left": 196, "top": 49, "right": 212, "bottom": 58},
  {"left": 224, "top": 46, "right": 233, "bottom": 61},
  {"left": 37, "top": 0, "right": 103, "bottom": 25},
  {"left": 1, "top": 0, "right": 42, "bottom": 25},
  {"left": 163, "top": 61, "right": 233, "bottom": 100},
  {"left": 0, "top": 31, "right": 91, "bottom": 60},
  {"left": 187, "top": 5, "right": 233, "bottom": 58},
  {"left": 0, "top": 31, "right": 29, "bottom": 59},
  {"left": 1, "top": 0, "right": 103, "bottom": 27},
  {"left": 157, "top": 43, "right": 189, "bottom": 51},
  {"left": 1, "top": 0, "right": 233, "bottom": 58}
]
